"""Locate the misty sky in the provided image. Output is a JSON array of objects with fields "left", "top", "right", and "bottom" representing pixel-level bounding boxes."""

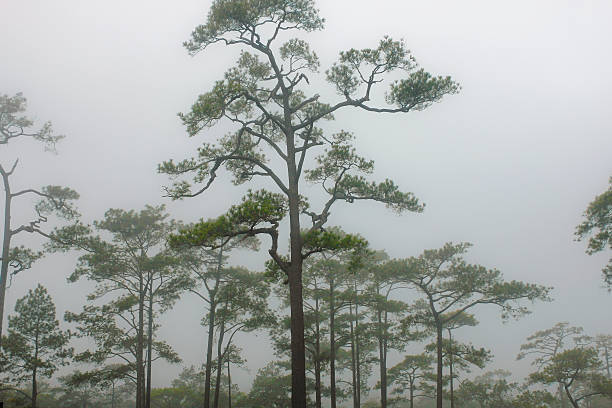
[{"left": 1, "top": 0, "right": 611, "bottom": 394}]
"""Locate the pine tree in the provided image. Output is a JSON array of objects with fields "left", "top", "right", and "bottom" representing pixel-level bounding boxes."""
[{"left": 1, "top": 284, "right": 72, "bottom": 408}]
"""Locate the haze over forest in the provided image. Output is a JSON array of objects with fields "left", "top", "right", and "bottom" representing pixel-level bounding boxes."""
[{"left": 1, "top": 0, "right": 611, "bottom": 407}]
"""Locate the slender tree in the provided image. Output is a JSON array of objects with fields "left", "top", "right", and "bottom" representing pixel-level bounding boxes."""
[
  {"left": 344, "top": 255, "right": 378, "bottom": 408},
  {"left": 530, "top": 347, "right": 612, "bottom": 408},
  {"left": 52, "top": 205, "right": 187, "bottom": 408},
  {"left": 312, "top": 252, "right": 354, "bottom": 408},
  {"left": 424, "top": 337, "right": 492, "bottom": 403},
  {"left": 66, "top": 365, "right": 133, "bottom": 408},
  {"left": 394, "top": 242, "right": 551, "bottom": 408},
  {"left": 366, "top": 254, "right": 417, "bottom": 408},
  {"left": 211, "top": 268, "right": 273, "bottom": 408},
  {"left": 595, "top": 335, "right": 612, "bottom": 379},
  {"left": 175, "top": 235, "right": 259, "bottom": 408},
  {"left": 0, "top": 93, "right": 78, "bottom": 343},
  {"left": 387, "top": 354, "right": 434, "bottom": 408},
  {"left": 160, "top": 2, "right": 459, "bottom": 404},
  {"left": 0, "top": 284, "right": 72, "bottom": 408},
  {"left": 517, "top": 322, "right": 591, "bottom": 407},
  {"left": 221, "top": 344, "right": 245, "bottom": 408},
  {"left": 441, "top": 312, "right": 479, "bottom": 408}
]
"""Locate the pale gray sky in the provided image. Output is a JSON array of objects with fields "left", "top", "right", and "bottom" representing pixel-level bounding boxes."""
[{"left": 1, "top": 0, "right": 611, "bottom": 395}]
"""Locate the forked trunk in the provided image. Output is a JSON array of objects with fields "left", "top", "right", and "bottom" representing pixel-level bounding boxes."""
[
  {"left": 0, "top": 167, "right": 12, "bottom": 347},
  {"left": 559, "top": 383, "right": 568, "bottom": 408},
  {"left": 203, "top": 300, "right": 216, "bottom": 408},
  {"left": 213, "top": 318, "right": 226, "bottom": 408},
  {"left": 204, "top": 249, "right": 223, "bottom": 408},
  {"left": 564, "top": 384, "right": 579, "bottom": 408}
]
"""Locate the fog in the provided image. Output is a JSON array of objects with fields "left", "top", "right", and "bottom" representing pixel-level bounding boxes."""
[{"left": 1, "top": 0, "right": 611, "bottom": 403}]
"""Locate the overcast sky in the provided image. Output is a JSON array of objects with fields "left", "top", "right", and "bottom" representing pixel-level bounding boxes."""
[{"left": 2, "top": 0, "right": 611, "bottom": 395}]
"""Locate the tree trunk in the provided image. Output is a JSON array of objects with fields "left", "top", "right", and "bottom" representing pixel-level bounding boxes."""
[
  {"left": 204, "top": 248, "right": 223, "bottom": 408},
  {"left": 378, "top": 309, "right": 387, "bottom": 408},
  {"left": 314, "top": 295, "right": 322, "bottom": 408},
  {"left": 354, "top": 288, "right": 362, "bottom": 408},
  {"left": 409, "top": 378, "right": 415, "bottom": 408},
  {"left": 136, "top": 278, "right": 145, "bottom": 408},
  {"left": 112, "top": 380, "right": 116, "bottom": 408},
  {"left": 559, "top": 383, "right": 568, "bottom": 408},
  {"left": 564, "top": 384, "right": 579, "bottom": 408},
  {"left": 213, "top": 317, "right": 226, "bottom": 408},
  {"left": 288, "top": 253, "right": 306, "bottom": 408},
  {"left": 349, "top": 302, "right": 358, "bottom": 408},
  {"left": 32, "top": 366, "right": 37, "bottom": 408},
  {"left": 204, "top": 299, "right": 216, "bottom": 408},
  {"left": 145, "top": 284, "right": 153, "bottom": 408},
  {"left": 227, "top": 357, "right": 232, "bottom": 408},
  {"left": 606, "top": 347, "right": 611, "bottom": 378},
  {"left": 436, "top": 322, "right": 444, "bottom": 408},
  {"left": 287, "top": 149, "right": 306, "bottom": 408},
  {"left": 376, "top": 287, "right": 387, "bottom": 408},
  {"left": 448, "top": 329, "right": 454, "bottom": 408},
  {"left": 329, "top": 277, "right": 337, "bottom": 408},
  {"left": 0, "top": 166, "right": 12, "bottom": 347},
  {"left": 280, "top": 96, "right": 307, "bottom": 407}
]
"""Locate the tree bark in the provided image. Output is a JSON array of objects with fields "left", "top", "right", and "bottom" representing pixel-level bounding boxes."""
[
  {"left": 377, "top": 309, "right": 387, "bottom": 408},
  {"left": 145, "top": 283, "right": 153, "bottom": 408},
  {"left": 448, "top": 329, "right": 454, "bottom": 408},
  {"left": 349, "top": 302, "right": 358, "bottom": 408},
  {"left": 204, "top": 248, "right": 223, "bottom": 408},
  {"left": 329, "top": 277, "right": 337, "bottom": 408},
  {"left": 136, "top": 277, "right": 145, "bottom": 408},
  {"left": 204, "top": 299, "right": 217, "bottom": 408},
  {"left": 354, "top": 287, "right": 362, "bottom": 408},
  {"left": 32, "top": 366, "right": 37, "bottom": 408},
  {"left": 227, "top": 357, "right": 232, "bottom": 408},
  {"left": 564, "top": 384, "right": 579, "bottom": 408},
  {"left": 288, "top": 258, "right": 306, "bottom": 408},
  {"left": 0, "top": 166, "right": 12, "bottom": 346},
  {"left": 213, "top": 317, "right": 226, "bottom": 408},
  {"left": 314, "top": 294, "right": 322, "bottom": 408},
  {"left": 559, "top": 383, "right": 568, "bottom": 408},
  {"left": 436, "top": 321, "right": 444, "bottom": 408},
  {"left": 286, "top": 123, "right": 306, "bottom": 408},
  {"left": 376, "top": 286, "right": 388, "bottom": 408}
]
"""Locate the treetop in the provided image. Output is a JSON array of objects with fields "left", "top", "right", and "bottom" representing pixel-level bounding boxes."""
[
  {"left": 185, "top": 0, "right": 324, "bottom": 54},
  {"left": 0, "top": 92, "right": 65, "bottom": 150}
]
